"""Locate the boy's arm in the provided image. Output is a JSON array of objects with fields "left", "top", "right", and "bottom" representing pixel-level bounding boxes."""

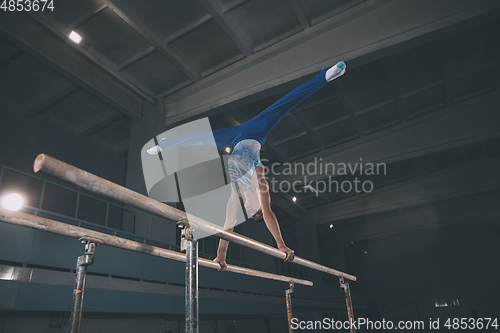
[
  {"left": 214, "top": 189, "right": 240, "bottom": 271},
  {"left": 256, "top": 166, "right": 295, "bottom": 262}
]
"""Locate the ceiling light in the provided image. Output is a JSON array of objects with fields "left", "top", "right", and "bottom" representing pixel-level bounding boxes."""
[
  {"left": 364, "top": 251, "right": 368, "bottom": 254},
  {"left": 1, "top": 193, "right": 24, "bottom": 211},
  {"left": 329, "top": 224, "right": 334, "bottom": 228},
  {"left": 292, "top": 197, "right": 297, "bottom": 202},
  {"left": 69, "top": 31, "right": 82, "bottom": 44}
]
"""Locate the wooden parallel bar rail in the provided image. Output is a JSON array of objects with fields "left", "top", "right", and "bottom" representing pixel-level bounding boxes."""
[
  {"left": 33, "top": 154, "right": 357, "bottom": 282},
  {"left": 0, "top": 208, "right": 313, "bottom": 286}
]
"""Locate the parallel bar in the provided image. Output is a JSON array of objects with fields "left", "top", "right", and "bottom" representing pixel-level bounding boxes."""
[
  {"left": 0, "top": 208, "right": 312, "bottom": 286},
  {"left": 33, "top": 154, "right": 356, "bottom": 281}
]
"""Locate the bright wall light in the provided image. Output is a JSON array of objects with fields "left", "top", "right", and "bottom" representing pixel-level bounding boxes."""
[
  {"left": 69, "top": 31, "right": 82, "bottom": 44},
  {"left": 2, "top": 193, "right": 24, "bottom": 211},
  {"left": 225, "top": 147, "right": 231, "bottom": 153}
]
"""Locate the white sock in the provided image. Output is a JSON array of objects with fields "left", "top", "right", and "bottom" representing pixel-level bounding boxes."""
[
  {"left": 147, "top": 145, "right": 163, "bottom": 155},
  {"left": 326, "top": 61, "right": 346, "bottom": 82}
]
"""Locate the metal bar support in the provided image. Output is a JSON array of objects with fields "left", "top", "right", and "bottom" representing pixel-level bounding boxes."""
[
  {"left": 180, "top": 219, "right": 199, "bottom": 333},
  {"left": 340, "top": 277, "right": 356, "bottom": 333},
  {"left": 69, "top": 236, "right": 102, "bottom": 333},
  {"left": 285, "top": 282, "right": 294, "bottom": 333}
]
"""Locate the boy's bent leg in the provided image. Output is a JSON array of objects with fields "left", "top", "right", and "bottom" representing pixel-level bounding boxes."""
[{"left": 255, "top": 166, "right": 295, "bottom": 262}]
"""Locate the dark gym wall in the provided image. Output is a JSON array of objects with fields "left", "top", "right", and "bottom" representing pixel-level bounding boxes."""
[{"left": 0, "top": 106, "right": 127, "bottom": 186}]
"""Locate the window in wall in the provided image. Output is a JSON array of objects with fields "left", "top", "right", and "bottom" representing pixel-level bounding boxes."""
[
  {"left": 42, "top": 183, "right": 77, "bottom": 217},
  {"left": 108, "top": 205, "right": 134, "bottom": 233},
  {"left": 77, "top": 194, "right": 107, "bottom": 226}
]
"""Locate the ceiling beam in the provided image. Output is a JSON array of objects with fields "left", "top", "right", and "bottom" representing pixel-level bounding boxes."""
[
  {"left": 0, "top": 49, "right": 21, "bottom": 70},
  {"left": 165, "top": 14, "right": 212, "bottom": 44},
  {"left": 0, "top": 13, "right": 144, "bottom": 119},
  {"left": 290, "top": 109, "right": 325, "bottom": 150},
  {"left": 385, "top": 57, "right": 406, "bottom": 123},
  {"left": 287, "top": 0, "right": 311, "bottom": 29},
  {"left": 76, "top": 110, "right": 121, "bottom": 136},
  {"left": 341, "top": 191, "right": 500, "bottom": 242},
  {"left": 221, "top": 0, "right": 250, "bottom": 14},
  {"left": 48, "top": 115, "right": 126, "bottom": 155},
  {"left": 270, "top": 91, "right": 500, "bottom": 184},
  {"left": 117, "top": 46, "right": 155, "bottom": 71},
  {"left": 28, "top": 12, "right": 156, "bottom": 105},
  {"left": 314, "top": 116, "right": 350, "bottom": 131},
  {"left": 22, "top": 84, "right": 78, "bottom": 118},
  {"left": 200, "top": 53, "right": 245, "bottom": 79},
  {"left": 273, "top": 130, "right": 307, "bottom": 146},
  {"left": 332, "top": 81, "right": 364, "bottom": 137},
  {"left": 163, "top": 0, "right": 500, "bottom": 126},
  {"left": 443, "top": 37, "right": 454, "bottom": 107},
  {"left": 8, "top": 52, "right": 80, "bottom": 117},
  {"left": 197, "top": 0, "right": 252, "bottom": 57},
  {"left": 262, "top": 141, "right": 289, "bottom": 164},
  {"left": 67, "top": 3, "right": 107, "bottom": 31},
  {"left": 401, "top": 80, "right": 443, "bottom": 99},
  {"left": 313, "top": 156, "right": 500, "bottom": 225},
  {"left": 101, "top": 0, "right": 200, "bottom": 82}
]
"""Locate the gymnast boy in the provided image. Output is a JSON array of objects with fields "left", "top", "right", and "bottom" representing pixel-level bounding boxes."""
[{"left": 148, "top": 61, "right": 346, "bottom": 271}]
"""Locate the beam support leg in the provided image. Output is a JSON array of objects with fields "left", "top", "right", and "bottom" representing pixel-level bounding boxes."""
[
  {"left": 340, "top": 277, "right": 356, "bottom": 333},
  {"left": 285, "top": 282, "right": 294, "bottom": 333},
  {"left": 69, "top": 237, "right": 101, "bottom": 333},
  {"left": 180, "top": 219, "right": 199, "bottom": 333}
]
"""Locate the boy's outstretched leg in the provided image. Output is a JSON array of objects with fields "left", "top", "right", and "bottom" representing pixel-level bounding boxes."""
[{"left": 242, "top": 61, "right": 347, "bottom": 140}]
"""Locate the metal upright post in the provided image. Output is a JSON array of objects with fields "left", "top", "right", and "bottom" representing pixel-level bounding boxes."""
[
  {"left": 179, "top": 219, "right": 199, "bottom": 333},
  {"left": 339, "top": 277, "right": 356, "bottom": 333},
  {"left": 285, "top": 282, "right": 294, "bottom": 333},
  {"left": 69, "top": 237, "right": 101, "bottom": 333}
]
